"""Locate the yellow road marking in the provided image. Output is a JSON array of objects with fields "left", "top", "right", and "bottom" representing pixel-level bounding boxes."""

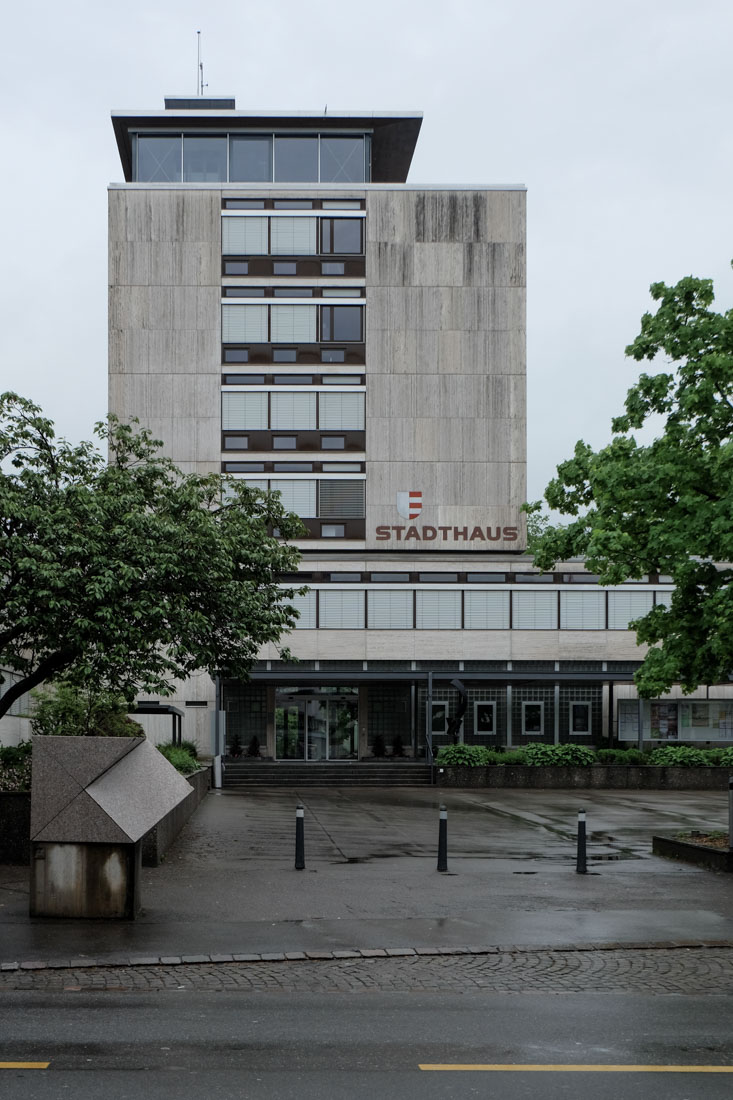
[
  {"left": 419, "top": 1064, "right": 733, "bottom": 1073},
  {"left": 0, "top": 1062, "right": 50, "bottom": 1070}
]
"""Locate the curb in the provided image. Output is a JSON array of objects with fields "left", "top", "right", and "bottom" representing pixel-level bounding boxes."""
[{"left": 2, "top": 939, "right": 733, "bottom": 973}]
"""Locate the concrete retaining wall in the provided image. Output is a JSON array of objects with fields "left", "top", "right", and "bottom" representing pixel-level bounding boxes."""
[
  {"left": 436, "top": 765, "right": 733, "bottom": 790},
  {"left": 653, "top": 835, "right": 733, "bottom": 872},
  {"left": 0, "top": 767, "right": 211, "bottom": 867}
]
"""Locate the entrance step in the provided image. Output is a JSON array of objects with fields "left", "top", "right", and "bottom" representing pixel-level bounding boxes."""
[{"left": 222, "top": 761, "right": 434, "bottom": 788}]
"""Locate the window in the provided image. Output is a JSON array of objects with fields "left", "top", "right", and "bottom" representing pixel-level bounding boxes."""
[
  {"left": 321, "top": 524, "right": 345, "bottom": 538},
  {"left": 522, "top": 702, "right": 544, "bottom": 735},
  {"left": 222, "top": 392, "right": 268, "bottom": 430},
  {"left": 321, "top": 219, "right": 364, "bottom": 254},
  {"left": 223, "top": 262, "right": 249, "bottom": 275},
  {"left": 223, "top": 436, "right": 248, "bottom": 450},
  {"left": 229, "top": 136, "right": 273, "bottom": 181},
  {"left": 274, "top": 463, "right": 313, "bottom": 472},
  {"left": 418, "top": 573, "right": 457, "bottom": 583},
  {"left": 288, "top": 591, "right": 316, "bottom": 629},
  {"left": 274, "top": 136, "right": 319, "bottom": 182},
  {"left": 321, "top": 305, "right": 363, "bottom": 341},
  {"left": 560, "top": 591, "right": 606, "bottom": 630},
  {"left": 223, "top": 287, "right": 266, "bottom": 297},
  {"left": 136, "top": 135, "right": 181, "bottom": 182},
  {"left": 416, "top": 591, "right": 461, "bottom": 629},
  {"left": 222, "top": 304, "right": 268, "bottom": 343},
  {"left": 368, "top": 590, "right": 413, "bottom": 629},
  {"left": 474, "top": 701, "right": 496, "bottom": 735},
  {"left": 323, "top": 373, "right": 360, "bottom": 382},
  {"left": 270, "top": 391, "right": 316, "bottom": 430},
  {"left": 319, "top": 136, "right": 366, "bottom": 183},
  {"left": 319, "top": 392, "right": 365, "bottom": 430},
  {"left": 512, "top": 591, "right": 558, "bottom": 629},
  {"left": 321, "top": 436, "right": 345, "bottom": 449},
  {"left": 270, "top": 304, "right": 317, "bottom": 343},
  {"left": 431, "top": 702, "right": 448, "bottom": 735},
  {"left": 318, "top": 480, "right": 365, "bottom": 519},
  {"left": 273, "top": 350, "right": 297, "bottom": 363},
  {"left": 608, "top": 591, "right": 653, "bottom": 630},
  {"left": 223, "top": 350, "right": 250, "bottom": 363},
  {"left": 371, "top": 573, "right": 409, "bottom": 583},
  {"left": 270, "top": 479, "right": 317, "bottom": 517},
  {"left": 273, "top": 436, "right": 297, "bottom": 449},
  {"left": 322, "top": 262, "right": 345, "bottom": 275},
  {"left": 224, "top": 198, "right": 266, "bottom": 209},
  {"left": 319, "top": 589, "right": 365, "bottom": 628},
  {"left": 274, "top": 375, "right": 312, "bottom": 384},
  {"left": 273, "top": 287, "right": 313, "bottom": 297},
  {"left": 274, "top": 262, "right": 297, "bottom": 275},
  {"left": 570, "top": 702, "right": 592, "bottom": 736},
  {"left": 270, "top": 217, "right": 318, "bottom": 255},
  {"left": 183, "top": 136, "right": 227, "bottom": 182},
  {"left": 321, "top": 349, "right": 346, "bottom": 363},
  {"left": 322, "top": 463, "right": 361, "bottom": 472},
  {"left": 222, "top": 217, "right": 268, "bottom": 255},
  {"left": 223, "top": 462, "right": 264, "bottom": 472},
  {"left": 464, "top": 591, "right": 510, "bottom": 629}
]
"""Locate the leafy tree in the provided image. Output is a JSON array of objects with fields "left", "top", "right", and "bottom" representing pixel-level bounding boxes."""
[
  {"left": 0, "top": 393, "right": 304, "bottom": 719},
  {"left": 527, "top": 269, "right": 733, "bottom": 697},
  {"left": 31, "top": 681, "right": 144, "bottom": 737}
]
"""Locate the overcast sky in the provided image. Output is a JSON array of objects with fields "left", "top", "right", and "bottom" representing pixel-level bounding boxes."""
[{"left": 2, "top": 0, "right": 732, "bottom": 501}]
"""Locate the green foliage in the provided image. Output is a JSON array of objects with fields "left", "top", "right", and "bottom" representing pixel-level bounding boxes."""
[
  {"left": 527, "top": 267, "right": 733, "bottom": 697},
  {"left": 179, "top": 740, "right": 199, "bottom": 760},
  {"left": 0, "top": 741, "right": 32, "bottom": 791},
  {"left": 714, "top": 747, "right": 733, "bottom": 766},
  {"left": 435, "top": 744, "right": 493, "bottom": 766},
  {"left": 495, "top": 749, "right": 529, "bottom": 765},
  {"left": 391, "top": 734, "right": 406, "bottom": 758},
  {"left": 0, "top": 394, "right": 304, "bottom": 719},
  {"left": 595, "top": 748, "right": 648, "bottom": 765},
  {"left": 246, "top": 735, "right": 261, "bottom": 758},
  {"left": 31, "top": 682, "right": 145, "bottom": 737},
  {"left": 157, "top": 744, "right": 198, "bottom": 775},
  {"left": 523, "top": 743, "right": 597, "bottom": 766},
  {"left": 648, "top": 745, "right": 710, "bottom": 767}
]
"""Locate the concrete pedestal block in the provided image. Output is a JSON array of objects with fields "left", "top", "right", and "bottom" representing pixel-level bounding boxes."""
[{"left": 30, "top": 841, "right": 142, "bottom": 919}]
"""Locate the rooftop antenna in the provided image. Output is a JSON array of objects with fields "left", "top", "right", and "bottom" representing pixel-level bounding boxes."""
[{"left": 197, "top": 30, "right": 208, "bottom": 96}]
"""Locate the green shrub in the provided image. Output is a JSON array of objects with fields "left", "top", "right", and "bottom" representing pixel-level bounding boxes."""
[
  {"left": 595, "top": 748, "right": 648, "bottom": 765},
  {"left": 435, "top": 744, "right": 492, "bottom": 766},
  {"left": 493, "top": 749, "right": 528, "bottom": 765},
  {"left": 648, "top": 745, "right": 710, "bottom": 767},
  {"left": 715, "top": 747, "right": 733, "bottom": 766},
  {"left": 523, "top": 743, "right": 597, "bottom": 766},
  {"left": 31, "top": 682, "right": 144, "bottom": 738},
  {"left": 157, "top": 744, "right": 198, "bottom": 775},
  {"left": 0, "top": 741, "right": 32, "bottom": 791},
  {"left": 179, "top": 740, "right": 199, "bottom": 760}
]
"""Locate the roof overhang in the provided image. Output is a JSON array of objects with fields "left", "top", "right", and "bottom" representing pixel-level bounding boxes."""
[{"left": 111, "top": 108, "right": 423, "bottom": 184}]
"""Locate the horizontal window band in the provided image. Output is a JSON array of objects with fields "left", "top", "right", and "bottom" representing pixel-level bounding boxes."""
[{"left": 222, "top": 210, "right": 366, "bottom": 218}]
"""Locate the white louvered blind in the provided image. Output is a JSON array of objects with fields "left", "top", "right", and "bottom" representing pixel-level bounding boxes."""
[
  {"left": 237, "top": 479, "right": 268, "bottom": 493},
  {"left": 270, "top": 391, "right": 317, "bottom": 430},
  {"left": 270, "top": 305, "right": 317, "bottom": 343},
  {"left": 270, "top": 217, "right": 317, "bottom": 255},
  {"left": 221, "top": 216, "right": 268, "bottom": 255},
  {"left": 318, "top": 480, "right": 365, "bottom": 519},
  {"left": 270, "top": 479, "right": 316, "bottom": 517},
  {"left": 221, "top": 304, "right": 268, "bottom": 343},
  {"left": 318, "top": 392, "right": 365, "bottom": 430},
  {"left": 416, "top": 590, "right": 461, "bottom": 630},
  {"left": 464, "top": 591, "right": 510, "bottom": 629},
  {"left": 221, "top": 392, "right": 268, "bottom": 430},
  {"left": 512, "top": 591, "right": 558, "bottom": 630},
  {"left": 608, "top": 591, "right": 653, "bottom": 630},
  {"left": 319, "top": 589, "right": 365, "bottom": 629},
  {"left": 560, "top": 591, "right": 606, "bottom": 630},
  {"left": 368, "top": 590, "right": 413, "bottom": 629},
  {"left": 288, "top": 590, "right": 316, "bottom": 629},
  {"left": 654, "top": 590, "right": 672, "bottom": 609}
]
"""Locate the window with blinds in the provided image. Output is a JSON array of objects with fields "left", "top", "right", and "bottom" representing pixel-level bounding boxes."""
[
  {"left": 512, "top": 591, "right": 558, "bottom": 630},
  {"left": 608, "top": 591, "right": 653, "bottom": 629},
  {"left": 270, "top": 305, "right": 317, "bottom": 343},
  {"left": 654, "top": 590, "right": 672, "bottom": 609},
  {"left": 270, "top": 391, "right": 317, "bottom": 430},
  {"left": 416, "top": 590, "right": 462, "bottom": 630},
  {"left": 221, "top": 217, "right": 268, "bottom": 255},
  {"left": 318, "top": 480, "right": 365, "bottom": 519},
  {"left": 222, "top": 391, "right": 268, "bottom": 430},
  {"left": 270, "top": 479, "right": 317, "bottom": 517},
  {"left": 560, "top": 591, "right": 606, "bottom": 630},
  {"left": 464, "top": 590, "right": 510, "bottom": 629},
  {"left": 270, "top": 217, "right": 318, "bottom": 255},
  {"left": 318, "top": 391, "right": 365, "bottom": 430},
  {"left": 288, "top": 590, "right": 316, "bottom": 629},
  {"left": 319, "top": 589, "right": 365, "bottom": 629},
  {"left": 368, "top": 590, "right": 414, "bottom": 629},
  {"left": 222, "top": 304, "right": 268, "bottom": 343}
]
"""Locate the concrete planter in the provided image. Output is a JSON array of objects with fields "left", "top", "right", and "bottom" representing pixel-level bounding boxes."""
[
  {"left": 436, "top": 765, "right": 733, "bottom": 790},
  {"left": 652, "top": 835, "right": 733, "bottom": 872},
  {"left": 141, "top": 766, "right": 210, "bottom": 866}
]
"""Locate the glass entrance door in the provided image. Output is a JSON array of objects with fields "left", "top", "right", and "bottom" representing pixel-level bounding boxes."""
[{"left": 275, "top": 690, "right": 358, "bottom": 760}]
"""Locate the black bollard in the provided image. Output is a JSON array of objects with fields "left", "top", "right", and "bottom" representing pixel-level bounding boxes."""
[
  {"left": 437, "top": 804, "right": 448, "bottom": 872},
  {"left": 576, "top": 809, "right": 587, "bottom": 874},
  {"left": 295, "top": 802, "right": 305, "bottom": 870}
]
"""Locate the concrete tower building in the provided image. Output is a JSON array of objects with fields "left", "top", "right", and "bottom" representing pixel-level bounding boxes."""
[{"left": 108, "top": 97, "right": 720, "bottom": 764}]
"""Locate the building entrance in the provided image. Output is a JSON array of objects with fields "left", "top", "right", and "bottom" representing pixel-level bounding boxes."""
[{"left": 275, "top": 688, "right": 359, "bottom": 761}]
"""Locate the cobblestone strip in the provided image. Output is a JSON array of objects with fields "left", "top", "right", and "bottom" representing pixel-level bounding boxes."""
[{"left": 0, "top": 947, "right": 731, "bottom": 994}]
